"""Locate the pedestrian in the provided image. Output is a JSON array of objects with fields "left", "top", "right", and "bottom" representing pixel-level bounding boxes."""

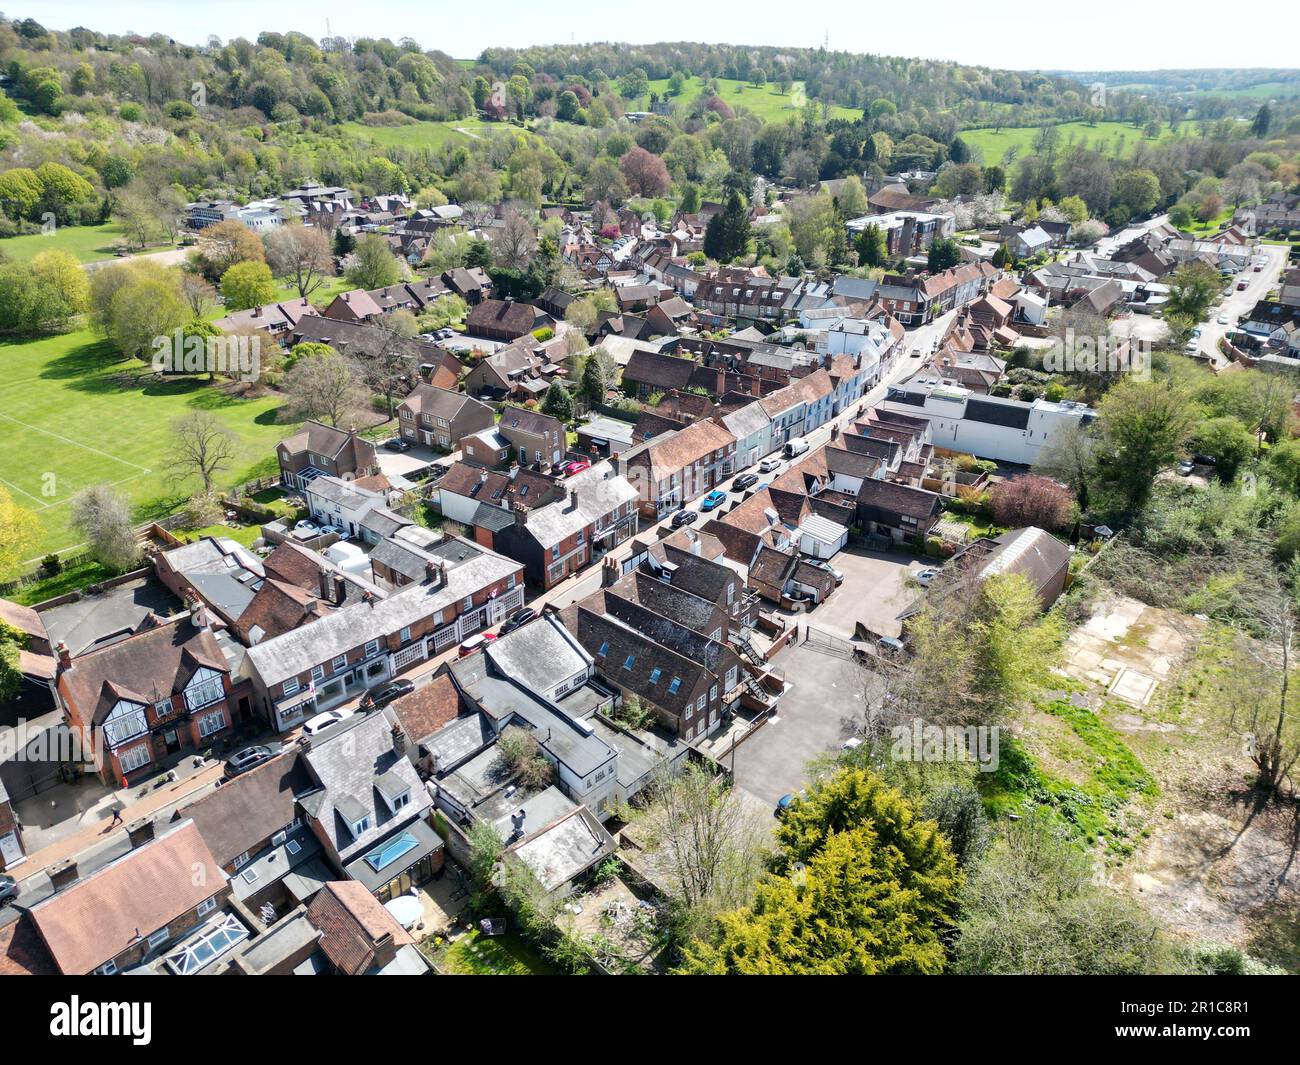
[{"left": 109, "top": 807, "right": 123, "bottom": 826}]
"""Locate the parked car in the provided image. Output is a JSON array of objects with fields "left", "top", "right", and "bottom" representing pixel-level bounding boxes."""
[
  {"left": 909, "top": 347, "right": 922, "bottom": 358},
  {"left": 877, "top": 635, "right": 907, "bottom": 656},
  {"left": 1217, "top": 313, "right": 1231, "bottom": 324},
  {"left": 1236, "top": 280, "right": 1249, "bottom": 291},
  {"left": 1177, "top": 459, "right": 1195, "bottom": 476},
  {"left": 700, "top": 490, "right": 727, "bottom": 512},
  {"left": 913, "top": 567, "right": 940, "bottom": 587},
  {"left": 224, "top": 745, "right": 274, "bottom": 780},
  {"left": 560, "top": 459, "right": 590, "bottom": 476},
  {"left": 806, "top": 558, "right": 844, "bottom": 584},
  {"left": 1192, "top": 453, "right": 1218, "bottom": 467},
  {"left": 384, "top": 438, "right": 411, "bottom": 452},
  {"left": 303, "top": 709, "right": 346, "bottom": 736},
  {"left": 759, "top": 457, "right": 782, "bottom": 473},
  {"left": 783, "top": 437, "right": 810, "bottom": 459},
  {"left": 1254, "top": 263, "right": 1264, "bottom": 272},
  {"left": 500, "top": 607, "right": 538, "bottom": 635},
  {"left": 458, "top": 632, "right": 497, "bottom": 657},
  {"left": 840, "top": 737, "right": 863, "bottom": 751},
  {"left": 293, "top": 520, "right": 319, "bottom": 538},
  {"left": 362, "top": 679, "right": 416, "bottom": 709},
  {"left": 732, "top": 473, "right": 759, "bottom": 491},
  {"left": 0, "top": 874, "right": 17, "bottom": 908},
  {"left": 671, "top": 508, "right": 698, "bottom": 527}
]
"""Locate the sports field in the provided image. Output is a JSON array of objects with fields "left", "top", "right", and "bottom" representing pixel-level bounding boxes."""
[
  {"left": 0, "top": 328, "right": 290, "bottom": 563},
  {"left": 0, "top": 222, "right": 132, "bottom": 264}
]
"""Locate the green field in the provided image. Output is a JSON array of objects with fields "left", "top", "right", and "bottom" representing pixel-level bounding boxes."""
[
  {"left": 960, "top": 120, "right": 1188, "bottom": 164},
  {"left": 0, "top": 328, "right": 293, "bottom": 563},
  {"left": 639, "top": 76, "right": 861, "bottom": 123},
  {"left": 0, "top": 222, "right": 134, "bottom": 265},
  {"left": 340, "top": 117, "right": 504, "bottom": 150}
]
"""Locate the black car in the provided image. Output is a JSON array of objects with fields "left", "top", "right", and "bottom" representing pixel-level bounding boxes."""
[
  {"left": 362, "top": 678, "right": 416, "bottom": 710},
  {"left": 224, "top": 745, "right": 273, "bottom": 780},
  {"left": 0, "top": 874, "right": 17, "bottom": 908},
  {"left": 383, "top": 438, "right": 411, "bottom": 452},
  {"left": 671, "top": 508, "right": 698, "bottom": 527},
  {"left": 733, "top": 473, "right": 759, "bottom": 491},
  {"left": 500, "top": 607, "right": 538, "bottom": 635}
]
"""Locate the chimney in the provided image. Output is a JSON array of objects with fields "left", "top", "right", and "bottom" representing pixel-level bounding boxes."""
[
  {"left": 332, "top": 573, "right": 347, "bottom": 604},
  {"left": 568, "top": 488, "right": 579, "bottom": 511},
  {"left": 513, "top": 503, "right": 527, "bottom": 528},
  {"left": 126, "top": 817, "right": 155, "bottom": 849},
  {"left": 425, "top": 560, "right": 445, "bottom": 587},
  {"left": 391, "top": 723, "right": 408, "bottom": 757},
  {"left": 831, "top": 423, "right": 840, "bottom": 441},
  {"left": 251, "top": 305, "right": 263, "bottom": 318},
  {"left": 56, "top": 640, "right": 72, "bottom": 670},
  {"left": 372, "top": 930, "right": 398, "bottom": 967},
  {"left": 48, "top": 858, "right": 79, "bottom": 892},
  {"left": 510, "top": 808, "right": 526, "bottom": 839}
]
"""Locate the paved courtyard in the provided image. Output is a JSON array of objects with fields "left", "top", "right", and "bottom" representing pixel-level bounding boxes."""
[{"left": 805, "top": 546, "right": 925, "bottom": 642}]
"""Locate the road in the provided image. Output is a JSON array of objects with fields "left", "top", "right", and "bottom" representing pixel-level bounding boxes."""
[
  {"left": 1195, "top": 243, "right": 1286, "bottom": 368},
  {"left": 82, "top": 246, "right": 190, "bottom": 273}
]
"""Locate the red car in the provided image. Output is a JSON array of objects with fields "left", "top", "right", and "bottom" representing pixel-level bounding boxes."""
[
  {"left": 458, "top": 632, "right": 497, "bottom": 657},
  {"left": 561, "top": 460, "right": 591, "bottom": 476}
]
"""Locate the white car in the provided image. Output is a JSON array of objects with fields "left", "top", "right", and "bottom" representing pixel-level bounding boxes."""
[
  {"left": 1216, "top": 314, "right": 1230, "bottom": 325},
  {"left": 759, "top": 457, "right": 782, "bottom": 473},
  {"left": 303, "top": 709, "right": 346, "bottom": 736},
  {"left": 913, "top": 567, "right": 940, "bottom": 586},
  {"left": 293, "top": 520, "right": 320, "bottom": 538}
]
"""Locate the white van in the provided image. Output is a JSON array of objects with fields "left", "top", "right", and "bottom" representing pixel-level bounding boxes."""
[{"left": 784, "top": 437, "right": 810, "bottom": 459}]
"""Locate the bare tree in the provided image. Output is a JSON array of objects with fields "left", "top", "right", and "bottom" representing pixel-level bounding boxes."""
[
  {"left": 494, "top": 204, "right": 537, "bottom": 270},
  {"left": 282, "top": 349, "right": 366, "bottom": 428},
  {"left": 171, "top": 411, "right": 237, "bottom": 495},
  {"left": 263, "top": 223, "right": 333, "bottom": 299},
  {"left": 356, "top": 318, "right": 414, "bottom": 420},
  {"left": 1235, "top": 564, "right": 1300, "bottom": 799},
  {"left": 70, "top": 485, "right": 140, "bottom": 573},
  {"left": 180, "top": 274, "right": 218, "bottom": 317}
]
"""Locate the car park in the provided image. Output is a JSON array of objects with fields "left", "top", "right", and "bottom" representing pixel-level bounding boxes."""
[
  {"left": 303, "top": 709, "right": 347, "bottom": 736},
  {"left": 224, "top": 745, "right": 274, "bottom": 779},
  {"left": 458, "top": 632, "right": 497, "bottom": 657},
  {"left": 671, "top": 508, "right": 698, "bottom": 527},
  {"left": 700, "top": 490, "right": 727, "bottom": 511}
]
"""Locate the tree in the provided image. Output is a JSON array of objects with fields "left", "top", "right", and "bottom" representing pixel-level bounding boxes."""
[
  {"left": 583, "top": 159, "right": 628, "bottom": 207},
  {"left": 171, "top": 411, "right": 237, "bottom": 494},
  {"left": 1251, "top": 103, "right": 1271, "bottom": 139},
  {"left": 497, "top": 728, "right": 554, "bottom": 790},
  {"left": 679, "top": 769, "right": 960, "bottom": 975},
  {"left": 0, "top": 249, "right": 87, "bottom": 333},
  {"left": 703, "top": 190, "right": 750, "bottom": 263},
  {"left": 70, "top": 484, "right": 140, "bottom": 573},
  {"left": 282, "top": 349, "right": 365, "bottom": 428},
  {"left": 1093, "top": 379, "right": 1195, "bottom": 518},
  {"left": 988, "top": 474, "right": 1075, "bottom": 530},
  {"left": 220, "top": 261, "right": 276, "bottom": 311},
  {"left": 578, "top": 349, "right": 613, "bottom": 408},
  {"left": 540, "top": 380, "right": 573, "bottom": 423},
  {"left": 855, "top": 223, "right": 885, "bottom": 267},
  {"left": 1113, "top": 169, "right": 1160, "bottom": 218},
  {"left": 193, "top": 220, "right": 264, "bottom": 282},
  {"left": 356, "top": 321, "right": 415, "bottom": 420},
  {"left": 618, "top": 146, "right": 670, "bottom": 198},
  {"left": 1188, "top": 416, "right": 1254, "bottom": 482},
  {"left": 0, "top": 486, "right": 39, "bottom": 580},
  {"left": 636, "top": 764, "right": 769, "bottom": 942},
  {"left": 345, "top": 233, "right": 403, "bottom": 290},
  {"left": 180, "top": 274, "right": 218, "bottom": 317},
  {"left": 109, "top": 277, "right": 189, "bottom": 361},
  {"left": 927, "top": 237, "right": 962, "bottom": 272},
  {"left": 1033, "top": 420, "right": 1096, "bottom": 514},
  {"left": 493, "top": 205, "right": 537, "bottom": 271},
  {"left": 263, "top": 224, "right": 332, "bottom": 299},
  {"left": 1165, "top": 260, "right": 1221, "bottom": 322},
  {"left": 955, "top": 812, "right": 1181, "bottom": 975}
]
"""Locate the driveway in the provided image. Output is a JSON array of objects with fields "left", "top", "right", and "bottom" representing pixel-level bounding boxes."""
[
  {"left": 730, "top": 640, "right": 868, "bottom": 808},
  {"left": 808, "top": 547, "right": 924, "bottom": 642}
]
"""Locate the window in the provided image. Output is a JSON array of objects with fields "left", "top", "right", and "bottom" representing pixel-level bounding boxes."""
[
  {"left": 710, "top": 685, "right": 718, "bottom": 702},
  {"left": 507, "top": 574, "right": 517, "bottom": 590},
  {"left": 196, "top": 896, "right": 218, "bottom": 918},
  {"left": 597, "top": 641, "right": 608, "bottom": 657},
  {"left": 364, "top": 639, "right": 380, "bottom": 658},
  {"left": 649, "top": 668, "right": 662, "bottom": 684},
  {"left": 351, "top": 817, "right": 371, "bottom": 837},
  {"left": 97, "top": 960, "right": 118, "bottom": 976},
  {"left": 104, "top": 701, "right": 148, "bottom": 747},
  {"left": 118, "top": 743, "right": 152, "bottom": 774},
  {"left": 147, "top": 928, "right": 170, "bottom": 949},
  {"left": 198, "top": 711, "right": 225, "bottom": 739},
  {"left": 685, "top": 703, "right": 693, "bottom": 720},
  {"left": 232, "top": 852, "right": 250, "bottom": 870},
  {"left": 551, "top": 545, "right": 560, "bottom": 561},
  {"left": 400, "top": 626, "right": 411, "bottom": 644},
  {"left": 462, "top": 596, "right": 473, "bottom": 611},
  {"left": 154, "top": 698, "right": 172, "bottom": 717},
  {"left": 333, "top": 654, "right": 348, "bottom": 671},
  {"left": 391, "top": 790, "right": 410, "bottom": 810},
  {"left": 184, "top": 667, "right": 225, "bottom": 712},
  {"left": 667, "top": 678, "right": 681, "bottom": 695},
  {"left": 283, "top": 677, "right": 300, "bottom": 697},
  {"left": 311, "top": 665, "right": 325, "bottom": 683},
  {"left": 623, "top": 655, "right": 636, "bottom": 671},
  {"left": 163, "top": 914, "right": 248, "bottom": 975},
  {"left": 697, "top": 695, "right": 706, "bottom": 713}
]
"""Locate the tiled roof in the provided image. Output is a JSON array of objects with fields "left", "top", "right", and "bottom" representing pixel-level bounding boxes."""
[
  {"left": 176, "top": 751, "right": 309, "bottom": 868},
  {"left": 307, "top": 880, "right": 415, "bottom": 975}
]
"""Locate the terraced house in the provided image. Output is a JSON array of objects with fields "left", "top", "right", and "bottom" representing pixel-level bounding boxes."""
[{"left": 618, "top": 419, "right": 737, "bottom": 520}]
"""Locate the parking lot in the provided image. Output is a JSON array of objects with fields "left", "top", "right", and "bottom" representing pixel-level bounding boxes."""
[
  {"left": 809, "top": 546, "right": 927, "bottom": 641},
  {"left": 731, "top": 639, "right": 870, "bottom": 808}
]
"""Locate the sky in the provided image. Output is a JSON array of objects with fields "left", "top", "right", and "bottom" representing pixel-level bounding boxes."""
[{"left": 30, "top": 0, "right": 1300, "bottom": 72}]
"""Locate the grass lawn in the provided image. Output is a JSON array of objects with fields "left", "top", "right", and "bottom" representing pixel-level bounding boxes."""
[
  {"left": 176, "top": 522, "right": 264, "bottom": 548},
  {"left": 8, "top": 556, "right": 116, "bottom": 606},
  {"left": 0, "top": 222, "right": 137, "bottom": 265},
  {"left": 0, "top": 327, "right": 294, "bottom": 566},
  {"left": 639, "top": 76, "right": 860, "bottom": 123},
  {"left": 437, "top": 930, "right": 559, "bottom": 975},
  {"left": 960, "top": 120, "right": 1188, "bottom": 165},
  {"left": 340, "top": 117, "right": 503, "bottom": 150}
]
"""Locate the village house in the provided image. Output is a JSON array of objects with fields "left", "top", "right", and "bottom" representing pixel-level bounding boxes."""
[
  {"left": 618, "top": 420, "right": 737, "bottom": 520},
  {"left": 397, "top": 384, "right": 495, "bottom": 451},
  {"left": 55, "top": 609, "right": 237, "bottom": 788},
  {"left": 465, "top": 298, "right": 547, "bottom": 341},
  {"left": 277, "top": 421, "right": 379, "bottom": 492}
]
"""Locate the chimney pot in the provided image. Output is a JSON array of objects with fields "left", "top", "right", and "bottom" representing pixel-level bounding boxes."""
[
  {"left": 126, "top": 817, "right": 156, "bottom": 849},
  {"left": 48, "top": 858, "right": 79, "bottom": 892},
  {"left": 56, "top": 640, "right": 72, "bottom": 669}
]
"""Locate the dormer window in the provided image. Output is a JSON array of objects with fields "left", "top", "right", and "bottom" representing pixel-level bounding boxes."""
[
  {"left": 184, "top": 667, "right": 224, "bottom": 712},
  {"left": 352, "top": 816, "right": 371, "bottom": 837}
]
